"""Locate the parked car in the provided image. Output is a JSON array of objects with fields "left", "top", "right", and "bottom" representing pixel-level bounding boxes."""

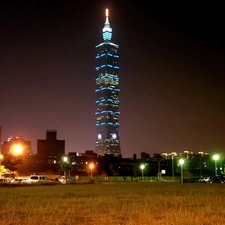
[
  {"left": 199, "top": 177, "right": 210, "bottom": 183},
  {"left": 49, "top": 177, "right": 61, "bottom": 183},
  {"left": 0, "top": 178, "right": 8, "bottom": 183},
  {"left": 208, "top": 176, "right": 225, "bottom": 183},
  {"left": 27, "top": 175, "right": 48, "bottom": 183},
  {"left": 58, "top": 176, "right": 75, "bottom": 184},
  {"left": 10, "top": 178, "right": 24, "bottom": 184}
]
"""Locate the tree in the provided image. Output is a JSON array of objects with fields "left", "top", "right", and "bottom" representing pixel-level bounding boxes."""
[
  {"left": 58, "top": 155, "right": 72, "bottom": 176},
  {"left": 2, "top": 155, "right": 23, "bottom": 174}
]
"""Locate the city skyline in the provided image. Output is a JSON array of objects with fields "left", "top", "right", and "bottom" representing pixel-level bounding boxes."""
[{"left": 1, "top": 1, "right": 225, "bottom": 158}]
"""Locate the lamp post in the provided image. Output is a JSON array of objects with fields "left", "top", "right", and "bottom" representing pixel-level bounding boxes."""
[
  {"left": 11, "top": 144, "right": 23, "bottom": 158},
  {"left": 213, "top": 155, "right": 219, "bottom": 176},
  {"left": 140, "top": 164, "right": 145, "bottom": 182},
  {"left": 0, "top": 153, "right": 3, "bottom": 179},
  {"left": 172, "top": 154, "right": 174, "bottom": 182},
  {"left": 89, "top": 163, "right": 94, "bottom": 180},
  {"left": 11, "top": 144, "right": 23, "bottom": 178},
  {"left": 199, "top": 156, "right": 202, "bottom": 177},
  {"left": 179, "top": 159, "right": 184, "bottom": 184},
  {"left": 157, "top": 159, "right": 163, "bottom": 180},
  {"left": 62, "top": 156, "right": 69, "bottom": 176}
]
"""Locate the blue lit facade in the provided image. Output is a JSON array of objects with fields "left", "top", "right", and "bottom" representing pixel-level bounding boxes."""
[{"left": 95, "top": 9, "right": 121, "bottom": 157}]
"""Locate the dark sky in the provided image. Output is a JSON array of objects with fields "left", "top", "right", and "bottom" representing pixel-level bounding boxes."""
[{"left": 1, "top": 1, "right": 225, "bottom": 158}]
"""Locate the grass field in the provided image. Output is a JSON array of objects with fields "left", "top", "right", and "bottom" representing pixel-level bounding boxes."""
[{"left": 0, "top": 182, "right": 225, "bottom": 225}]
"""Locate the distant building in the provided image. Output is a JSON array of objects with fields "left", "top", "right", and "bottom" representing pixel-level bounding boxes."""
[
  {"left": 68, "top": 150, "right": 99, "bottom": 176},
  {"left": 95, "top": 9, "right": 121, "bottom": 157},
  {"left": 37, "top": 130, "right": 65, "bottom": 158},
  {"left": 153, "top": 153, "right": 162, "bottom": 158},
  {"left": 36, "top": 130, "right": 65, "bottom": 172},
  {"left": 141, "top": 152, "right": 150, "bottom": 160}
]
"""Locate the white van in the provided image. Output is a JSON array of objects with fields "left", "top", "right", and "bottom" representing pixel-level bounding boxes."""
[{"left": 27, "top": 175, "right": 48, "bottom": 183}]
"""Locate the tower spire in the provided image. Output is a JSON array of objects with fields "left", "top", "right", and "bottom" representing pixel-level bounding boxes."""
[
  {"left": 105, "top": 8, "right": 109, "bottom": 23},
  {"left": 102, "top": 8, "right": 112, "bottom": 41}
]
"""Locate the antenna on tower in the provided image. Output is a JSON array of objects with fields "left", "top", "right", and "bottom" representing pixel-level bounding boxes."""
[
  {"left": 105, "top": 8, "right": 109, "bottom": 23},
  {"left": 102, "top": 8, "right": 112, "bottom": 41}
]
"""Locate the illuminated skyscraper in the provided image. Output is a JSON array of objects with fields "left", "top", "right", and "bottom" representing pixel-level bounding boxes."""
[{"left": 95, "top": 9, "right": 121, "bottom": 157}]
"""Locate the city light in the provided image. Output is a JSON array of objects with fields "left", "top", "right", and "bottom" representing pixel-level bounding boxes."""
[
  {"left": 89, "top": 163, "right": 94, "bottom": 179},
  {"left": 63, "top": 156, "right": 68, "bottom": 162},
  {"left": 140, "top": 164, "right": 145, "bottom": 182},
  {"left": 11, "top": 144, "right": 23, "bottom": 156},
  {"left": 179, "top": 159, "right": 184, "bottom": 183},
  {"left": 89, "top": 163, "right": 94, "bottom": 170},
  {"left": 213, "top": 154, "right": 219, "bottom": 176}
]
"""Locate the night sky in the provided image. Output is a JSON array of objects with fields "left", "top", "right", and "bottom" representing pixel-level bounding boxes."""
[{"left": 1, "top": 1, "right": 225, "bottom": 158}]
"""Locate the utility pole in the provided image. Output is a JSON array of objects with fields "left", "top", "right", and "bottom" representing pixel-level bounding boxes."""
[
  {"left": 0, "top": 126, "right": 2, "bottom": 179},
  {"left": 172, "top": 154, "right": 174, "bottom": 182},
  {"left": 0, "top": 126, "right": 2, "bottom": 152}
]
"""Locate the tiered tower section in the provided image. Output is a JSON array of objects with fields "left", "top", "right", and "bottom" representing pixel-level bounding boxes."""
[{"left": 95, "top": 9, "right": 121, "bottom": 157}]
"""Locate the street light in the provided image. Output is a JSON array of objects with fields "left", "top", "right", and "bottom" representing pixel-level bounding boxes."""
[
  {"left": 140, "top": 164, "right": 145, "bottom": 182},
  {"left": 179, "top": 159, "right": 184, "bottom": 183},
  {"left": 9, "top": 144, "right": 24, "bottom": 178},
  {"left": 89, "top": 163, "right": 94, "bottom": 180},
  {"left": 213, "top": 155, "right": 219, "bottom": 176},
  {"left": 11, "top": 144, "right": 23, "bottom": 157},
  {"left": 62, "top": 156, "right": 69, "bottom": 177},
  {"left": 157, "top": 159, "right": 163, "bottom": 180},
  {"left": 0, "top": 153, "right": 3, "bottom": 179},
  {"left": 172, "top": 154, "right": 174, "bottom": 182},
  {"left": 63, "top": 156, "right": 68, "bottom": 162}
]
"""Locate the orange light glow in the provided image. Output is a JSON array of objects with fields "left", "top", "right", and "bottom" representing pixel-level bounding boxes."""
[
  {"left": 89, "top": 163, "right": 94, "bottom": 170},
  {"left": 12, "top": 144, "right": 23, "bottom": 156}
]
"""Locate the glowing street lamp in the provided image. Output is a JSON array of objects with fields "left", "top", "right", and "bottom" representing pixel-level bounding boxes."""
[
  {"left": 12, "top": 144, "right": 23, "bottom": 156},
  {"left": 89, "top": 163, "right": 94, "bottom": 180},
  {"left": 179, "top": 159, "right": 184, "bottom": 184},
  {"left": 63, "top": 156, "right": 68, "bottom": 162},
  {"left": 140, "top": 164, "right": 145, "bottom": 182},
  {"left": 62, "top": 156, "right": 70, "bottom": 177},
  {"left": 213, "top": 155, "right": 219, "bottom": 176}
]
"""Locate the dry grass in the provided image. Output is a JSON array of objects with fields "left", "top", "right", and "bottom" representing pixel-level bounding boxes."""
[{"left": 0, "top": 182, "right": 225, "bottom": 225}]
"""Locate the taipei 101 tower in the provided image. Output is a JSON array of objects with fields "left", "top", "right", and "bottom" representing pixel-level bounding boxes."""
[{"left": 95, "top": 9, "right": 121, "bottom": 157}]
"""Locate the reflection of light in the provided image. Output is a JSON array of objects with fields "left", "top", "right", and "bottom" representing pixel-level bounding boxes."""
[{"left": 0, "top": 154, "right": 3, "bottom": 160}]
